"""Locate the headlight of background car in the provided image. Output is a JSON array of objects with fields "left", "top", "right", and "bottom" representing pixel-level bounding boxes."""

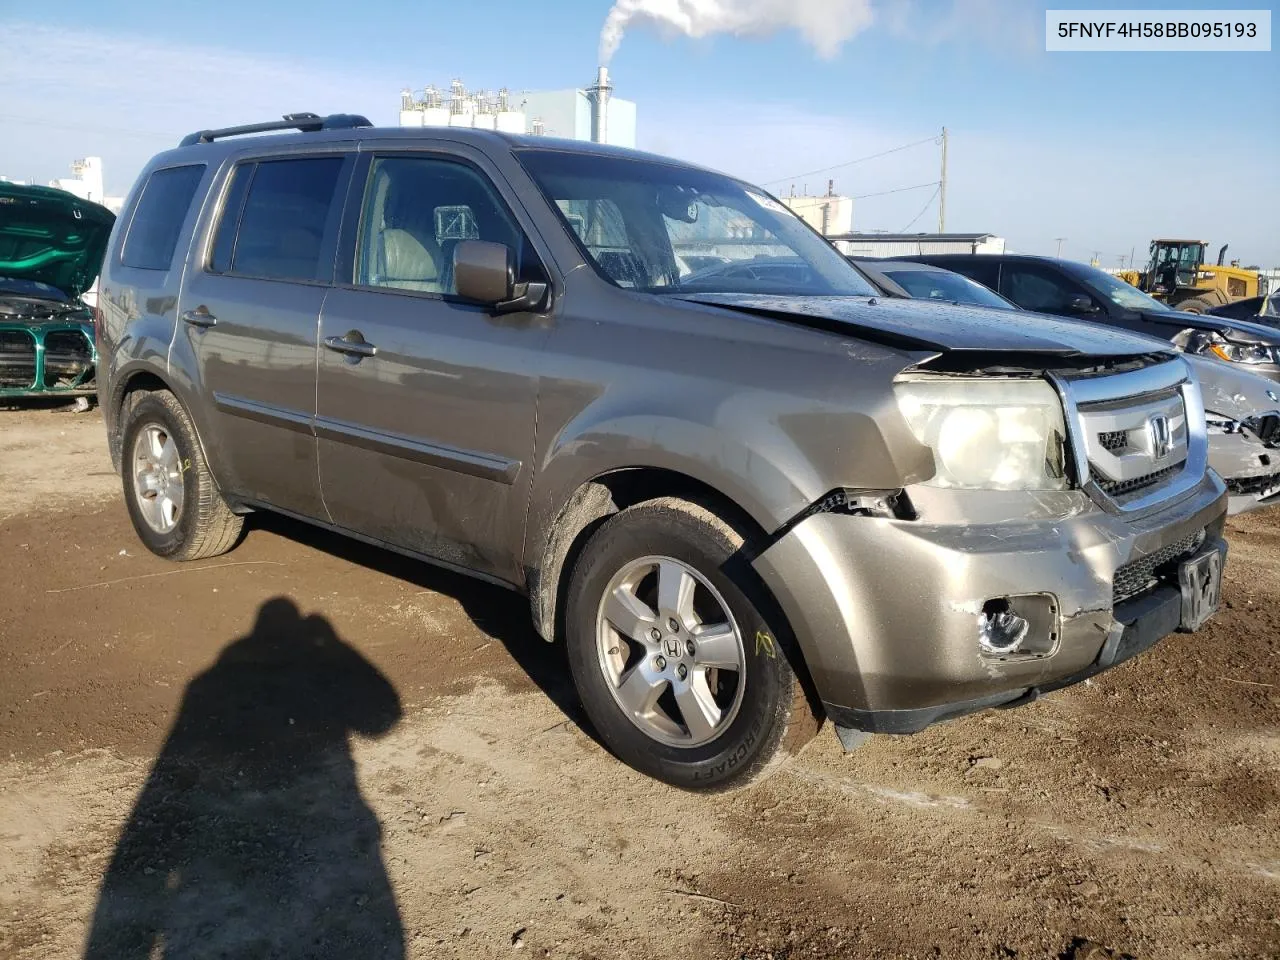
[
  {"left": 1204, "top": 336, "right": 1276, "bottom": 365},
  {"left": 895, "top": 378, "right": 1068, "bottom": 490}
]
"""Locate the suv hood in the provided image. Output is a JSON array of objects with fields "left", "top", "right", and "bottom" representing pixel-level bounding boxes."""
[
  {"left": 682, "top": 293, "right": 1166, "bottom": 357},
  {"left": 1138, "top": 306, "right": 1280, "bottom": 346},
  {"left": 0, "top": 183, "right": 116, "bottom": 300}
]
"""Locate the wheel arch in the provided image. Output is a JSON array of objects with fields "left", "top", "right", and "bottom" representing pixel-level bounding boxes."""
[
  {"left": 527, "top": 467, "right": 775, "bottom": 646},
  {"left": 106, "top": 365, "right": 228, "bottom": 505},
  {"left": 106, "top": 364, "right": 180, "bottom": 471}
]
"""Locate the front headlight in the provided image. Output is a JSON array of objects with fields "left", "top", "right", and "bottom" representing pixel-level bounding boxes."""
[
  {"left": 895, "top": 377, "right": 1069, "bottom": 490},
  {"left": 1206, "top": 339, "right": 1276, "bottom": 365}
]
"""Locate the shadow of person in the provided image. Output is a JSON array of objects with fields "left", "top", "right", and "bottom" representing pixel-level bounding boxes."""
[
  {"left": 246, "top": 511, "right": 594, "bottom": 743},
  {"left": 84, "top": 598, "right": 404, "bottom": 959}
]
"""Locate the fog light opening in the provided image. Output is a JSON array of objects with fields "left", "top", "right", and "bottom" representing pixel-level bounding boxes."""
[{"left": 978, "top": 599, "right": 1030, "bottom": 655}]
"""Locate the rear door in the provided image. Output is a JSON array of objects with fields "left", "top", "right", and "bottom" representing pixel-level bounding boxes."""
[
  {"left": 175, "top": 149, "right": 354, "bottom": 519},
  {"left": 316, "top": 147, "right": 554, "bottom": 584}
]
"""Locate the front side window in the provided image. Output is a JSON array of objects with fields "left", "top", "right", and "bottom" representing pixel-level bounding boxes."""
[
  {"left": 1001, "top": 266, "right": 1082, "bottom": 314},
  {"left": 219, "top": 157, "right": 345, "bottom": 281},
  {"left": 120, "top": 165, "right": 205, "bottom": 271},
  {"left": 356, "top": 156, "right": 531, "bottom": 296},
  {"left": 517, "top": 150, "right": 876, "bottom": 297}
]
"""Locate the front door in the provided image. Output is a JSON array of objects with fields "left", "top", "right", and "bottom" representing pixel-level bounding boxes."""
[
  {"left": 177, "top": 152, "right": 353, "bottom": 518},
  {"left": 316, "top": 151, "right": 552, "bottom": 583}
]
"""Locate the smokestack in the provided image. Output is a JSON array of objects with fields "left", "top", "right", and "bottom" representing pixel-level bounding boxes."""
[{"left": 588, "top": 66, "right": 613, "bottom": 144}]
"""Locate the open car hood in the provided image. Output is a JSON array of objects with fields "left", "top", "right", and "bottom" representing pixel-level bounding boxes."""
[
  {"left": 0, "top": 183, "right": 116, "bottom": 300},
  {"left": 680, "top": 293, "right": 1168, "bottom": 358},
  {"left": 1139, "top": 307, "right": 1280, "bottom": 346}
]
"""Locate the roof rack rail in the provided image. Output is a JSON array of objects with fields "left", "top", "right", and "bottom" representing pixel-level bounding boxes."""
[{"left": 178, "top": 112, "right": 373, "bottom": 147}]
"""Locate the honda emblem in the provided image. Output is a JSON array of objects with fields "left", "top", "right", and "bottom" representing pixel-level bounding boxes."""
[{"left": 1148, "top": 414, "right": 1172, "bottom": 460}]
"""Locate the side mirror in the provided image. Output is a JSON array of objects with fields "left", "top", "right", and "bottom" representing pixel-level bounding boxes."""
[
  {"left": 453, "top": 240, "right": 548, "bottom": 314},
  {"left": 1067, "top": 294, "right": 1096, "bottom": 314}
]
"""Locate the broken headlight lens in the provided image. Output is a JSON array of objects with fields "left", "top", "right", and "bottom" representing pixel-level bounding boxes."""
[{"left": 895, "top": 377, "right": 1068, "bottom": 491}]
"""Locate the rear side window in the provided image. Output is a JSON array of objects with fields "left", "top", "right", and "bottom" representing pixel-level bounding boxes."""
[
  {"left": 120, "top": 165, "right": 205, "bottom": 270},
  {"left": 216, "top": 157, "right": 345, "bottom": 282},
  {"left": 942, "top": 258, "right": 1000, "bottom": 290}
]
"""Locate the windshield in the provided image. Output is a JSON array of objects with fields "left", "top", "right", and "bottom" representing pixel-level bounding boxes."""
[
  {"left": 517, "top": 150, "right": 877, "bottom": 298},
  {"left": 1068, "top": 262, "right": 1172, "bottom": 312},
  {"left": 883, "top": 268, "right": 1015, "bottom": 310}
]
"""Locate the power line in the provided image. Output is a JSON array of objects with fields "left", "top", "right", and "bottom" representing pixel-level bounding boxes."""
[
  {"left": 760, "top": 135, "right": 940, "bottom": 187},
  {"left": 900, "top": 184, "right": 942, "bottom": 232},
  {"left": 852, "top": 180, "right": 940, "bottom": 201}
]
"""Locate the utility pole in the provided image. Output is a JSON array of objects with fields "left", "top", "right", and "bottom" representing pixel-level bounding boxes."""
[
  {"left": 937, "top": 126, "right": 948, "bottom": 233},
  {"left": 1054, "top": 237, "right": 1066, "bottom": 258}
]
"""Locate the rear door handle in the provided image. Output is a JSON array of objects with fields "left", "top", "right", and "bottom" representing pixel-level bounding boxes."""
[
  {"left": 324, "top": 331, "right": 377, "bottom": 359},
  {"left": 182, "top": 307, "right": 217, "bottom": 328}
]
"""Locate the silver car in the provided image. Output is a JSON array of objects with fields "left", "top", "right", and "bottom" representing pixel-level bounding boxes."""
[{"left": 98, "top": 115, "right": 1228, "bottom": 789}]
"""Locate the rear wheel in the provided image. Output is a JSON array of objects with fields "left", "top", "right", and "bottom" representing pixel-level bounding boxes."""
[
  {"left": 120, "top": 390, "right": 243, "bottom": 561},
  {"left": 564, "top": 497, "right": 819, "bottom": 790}
]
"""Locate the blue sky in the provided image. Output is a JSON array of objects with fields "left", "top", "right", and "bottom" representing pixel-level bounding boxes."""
[{"left": 1, "top": 0, "right": 1276, "bottom": 266}]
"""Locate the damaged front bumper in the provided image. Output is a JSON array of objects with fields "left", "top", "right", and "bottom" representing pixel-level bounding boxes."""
[
  {"left": 753, "top": 472, "right": 1227, "bottom": 735},
  {"left": 1209, "top": 430, "right": 1280, "bottom": 515}
]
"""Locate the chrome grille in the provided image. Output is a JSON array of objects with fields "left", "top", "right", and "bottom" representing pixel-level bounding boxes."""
[
  {"left": 1090, "top": 464, "right": 1180, "bottom": 501},
  {"left": 1113, "top": 529, "right": 1205, "bottom": 604},
  {"left": 1058, "top": 359, "right": 1202, "bottom": 514},
  {"left": 1098, "top": 430, "right": 1127, "bottom": 453},
  {"left": 0, "top": 330, "right": 36, "bottom": 388}
]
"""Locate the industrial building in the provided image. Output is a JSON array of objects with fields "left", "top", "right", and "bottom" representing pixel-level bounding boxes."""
[
  {"left": 1, "top": 157, "right": 123, "bottom": 213},
  {"left": 781, "top": 183, "right": 854, "bottom": 237},
  {"left": 829, "top": 232, "right": 1006, "bottom": 258},
  {"left": 48, "top": 157, "right": 124, "bottom": 214},
  {"left": 398, "top": 68, "right": 636, "bottom": 148}
]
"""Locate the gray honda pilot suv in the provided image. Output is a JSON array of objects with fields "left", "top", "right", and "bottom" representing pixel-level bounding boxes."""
[{"left": 98, "top": 114, "right": 1228, "bottom": 790}]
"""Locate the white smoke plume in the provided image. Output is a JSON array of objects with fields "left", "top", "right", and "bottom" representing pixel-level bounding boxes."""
[{"left": 598, "top": 0, "right": 876, "bottom": 64}]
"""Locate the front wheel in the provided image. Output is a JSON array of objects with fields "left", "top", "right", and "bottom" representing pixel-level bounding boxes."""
[{"left": 564, "top": 497, "right": 819, "bottom": 790}]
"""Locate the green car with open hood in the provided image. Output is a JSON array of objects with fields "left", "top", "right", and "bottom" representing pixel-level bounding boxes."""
[{"left": 0, "top": 182, "right": 115, "bottom": 398}]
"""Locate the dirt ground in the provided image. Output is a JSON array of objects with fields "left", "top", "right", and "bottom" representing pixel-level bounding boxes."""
[{"left": 1, "top": 402, "right": 1277, "bottom": 959}]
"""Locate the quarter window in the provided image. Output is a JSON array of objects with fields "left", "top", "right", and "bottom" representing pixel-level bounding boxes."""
[{"left": 120, "top": 165, "right": 205, "bottom": 271}]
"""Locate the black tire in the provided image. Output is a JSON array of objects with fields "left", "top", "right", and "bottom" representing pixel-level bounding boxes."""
[
  {"left": 1174, "top": 296, "right": 1216, "bottom": 314},
  {"left": 564, "top": 497, "right": 820, "bottom": 791},
  {"left": 120, "top": 390, "right": 243, "bottom": 561}
]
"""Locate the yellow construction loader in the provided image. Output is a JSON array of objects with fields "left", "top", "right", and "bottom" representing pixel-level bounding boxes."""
[{"left": 1118, "top": 239, "right": 1261, "bottom": 313}]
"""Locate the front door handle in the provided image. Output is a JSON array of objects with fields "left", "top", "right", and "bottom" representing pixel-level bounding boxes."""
[
  {"left": 324, "top": 331, "right": 377, "bottom": 359},
  {"left": 182, "top": 307, "right": 217, "bottom": 328}
]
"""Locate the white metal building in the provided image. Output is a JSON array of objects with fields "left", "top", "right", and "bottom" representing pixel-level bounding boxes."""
[
  {"left": 47, "top": 157, "right": 124, "bottom": 214},
  {"left": 783, "top": 194, "right": 854, "bottom": 237},
  {"left": 830, "top": 232, "right": 1006, "bottom": 258},
  {"left": 398, "top": 69, "right": 637, "bottom": 148}
]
